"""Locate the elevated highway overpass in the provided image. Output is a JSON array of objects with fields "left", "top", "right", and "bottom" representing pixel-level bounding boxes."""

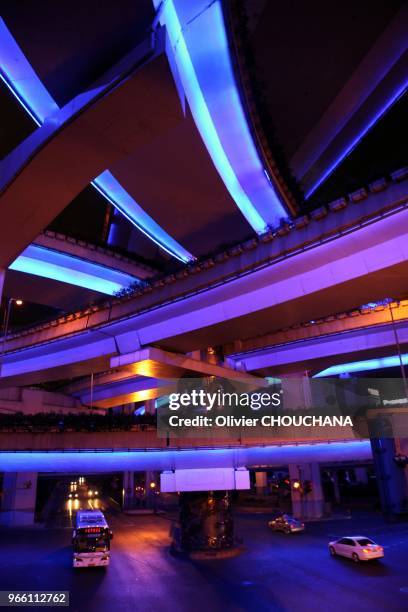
[
  {"left": 0, "top": 1, "right": 407, "bottom": 533},
  {"left": 227, "top": 300, "right": 408, "bottom": 376},
  {"left": 0, "top": 417, "right": 361, "bottom": 452},
  {"left": 0, "top": 1, "right": 406, "bottom": 320},
  {"left": 0, "top": 27, "right": 186, "bottom": 268},
  {"left": 1, "top": 176, "right": 407, "bottom": 387},
  {"left": 4, "top": 231, "right": 157, "bottom": 309},
  {"left": 0, "top": 439, "right": 372, "bottom": 473}
]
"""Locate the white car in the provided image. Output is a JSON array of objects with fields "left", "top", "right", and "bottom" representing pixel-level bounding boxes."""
[{"left": 329, "top": 536, "right": 384, "bottom": 562}]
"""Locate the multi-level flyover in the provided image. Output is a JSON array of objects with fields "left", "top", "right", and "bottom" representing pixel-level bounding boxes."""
[
  {"left": 0, "top": 175, "right": 407, "bottom": 386},
  {"left": 227, "top": 300, "right": 408, "bottom": 376},
  {"left": 0, "top": 1, "right": 407, "bottom": 532}
]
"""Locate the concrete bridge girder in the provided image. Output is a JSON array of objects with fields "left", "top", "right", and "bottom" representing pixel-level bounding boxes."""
[
  {"left": 0, "top": 440, "right": 372, "bottom": 473},
  {"left": 230, "top": 318, "right": 408, "bottom": 376},
  {"left": 0, "top": 28, "right": 184, "bottom": 268},
  {"left": 2, "top": 200, "right": 408, "bottom": 386}
]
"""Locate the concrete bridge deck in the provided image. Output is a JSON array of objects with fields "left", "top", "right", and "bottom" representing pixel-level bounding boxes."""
[
  {"left": 1, "top": 176, "right": 407, "bottom": 387},
  {"left": 228, "top": 300, "right": 408, "bottom": 375},
  {"left": 0, "top": 425, "right": 360, "bottom": 452},
  {"left": 0, "top": 439, "right": 372, "bottom": 472}
]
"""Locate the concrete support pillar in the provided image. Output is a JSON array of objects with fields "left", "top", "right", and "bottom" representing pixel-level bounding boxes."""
[
  {"left": 354, "top": 467, "right": 369, "bottom": 485},
  {"left": 255, "top": 471, "right": 268, "bottom": 495},
  {"left": 0, "top": 269, "right": 5, "bottom": 345},
  {"left": 160, "top": 468, "right": 250, "bottom": 552},
  {"left": 123, "top": 471, "right": 134, "bottom": 509},
  {"left": 108, "top": 209, "right": 132, "bottom": 250},
  {"left": 289, "top": 463, "right": 324, "bottom": 519},
  {"left": 145, "top": 471, "right": 156, "bottom": 489},
  {"left": 176, "top": 491, "right": 234, "bottom": 552},
  {"left": 0, "top": 472, "right": 38, "bottom": 526},
  {"left": 323, "top": 469, "right": 340, "bottom": 504},
  {"left": 371, "top": 438, "right": 408, "bottom": 518},
  {"left": 332, "top": 471, "right": 341, "bottom": 504},
  {"left": 145, "top": 470, "right": 158, "bottom": 509},
  {"left": 281, "top": 373, "right": 312, "bottom": 411}
]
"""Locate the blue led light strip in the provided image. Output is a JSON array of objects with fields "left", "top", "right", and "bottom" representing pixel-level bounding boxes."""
[
  {"left": 0, "top": 18, "right": 194, "bottom": 264},
  {"left": 0, "top": 72, "right": 41, "bottom": 125},
  {"left": 10, "top": 245, "right": 137, "bottom": 295},
  {"left": 154, "top": 0, "right": 288, "bottom": 233},
  {"left": 313, "top": 353, "right": 408, "bottom": 377},
  {"left": 305, "top": 84, "right": 408, "bottom": 199},
  {"left": 0, "top": 440, "right": 372, "bottom": 473},
  {"left": 92, "top": 173, "right": 194, "bottom": 263},
  {"left": 0, "top": 19, "right": 58, "bottom": 125}
]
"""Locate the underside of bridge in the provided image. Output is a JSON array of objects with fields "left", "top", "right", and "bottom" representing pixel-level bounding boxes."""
[{"left": 0, "top": 0, "right": 407, "bottom": 539}]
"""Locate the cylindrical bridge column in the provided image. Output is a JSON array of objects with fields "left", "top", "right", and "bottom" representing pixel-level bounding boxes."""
[
  {"left": 289, "top": 463, "right": 324, "bottom": 519},
  {"left": 178, "top": 491, "right": 234, "bottom": 552},
  {"left": 122, "top": 471, "right": 134, "bottom": 510}
]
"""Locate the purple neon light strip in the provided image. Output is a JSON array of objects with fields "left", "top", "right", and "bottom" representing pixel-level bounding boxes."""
[
  {"left": 0, "top": 440, "right": 372, "bottom": 472},
  {"left": 154, "top": 0, "right": 288, "bottom": 232},
  {"left": 306, "top": 83, "right": 408, "bottom": 199}
]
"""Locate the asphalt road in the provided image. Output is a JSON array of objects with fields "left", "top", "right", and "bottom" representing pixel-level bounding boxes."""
[{"left": 1, "top": 510, "right": 407, "bottom": 612}]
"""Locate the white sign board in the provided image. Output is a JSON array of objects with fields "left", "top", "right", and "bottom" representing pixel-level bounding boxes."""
[{"left": 160, "top": 467, "right": 250, "bottom": 492}]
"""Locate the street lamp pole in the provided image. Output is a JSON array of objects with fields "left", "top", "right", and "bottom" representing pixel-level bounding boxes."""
[
  {"left": 388, "top": 300, "right": 408, "bottom": 400},
  {"left": 1, "top": 298, "right": 23, "bottom": 373}
]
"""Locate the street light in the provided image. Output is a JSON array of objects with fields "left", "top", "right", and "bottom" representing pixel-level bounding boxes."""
[{"left": 292, "top": 479, "right": 301, "bottom": 491}]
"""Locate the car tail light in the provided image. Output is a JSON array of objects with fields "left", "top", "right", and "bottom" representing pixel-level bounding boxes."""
[{"left": 101, "top": 556, "right": 109, "bottom": 560}]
